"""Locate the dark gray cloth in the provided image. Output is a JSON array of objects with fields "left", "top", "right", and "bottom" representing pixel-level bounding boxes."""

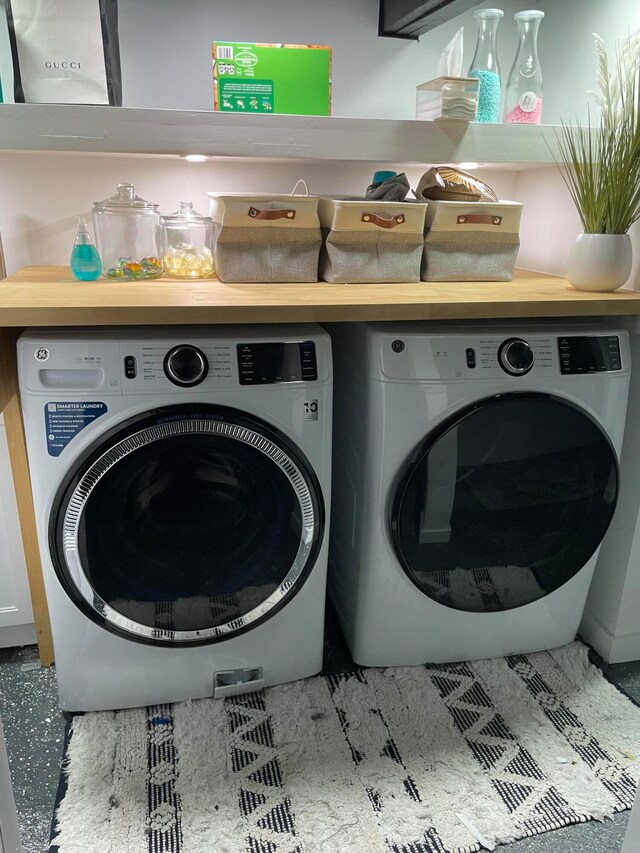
[{"left": 365, "top": 173, "right": 411, "bottom": 201}]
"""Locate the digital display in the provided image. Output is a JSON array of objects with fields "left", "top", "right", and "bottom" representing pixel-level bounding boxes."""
[
  {"left": 237, "top": 342, "right": 317, "bottom": 384},
  {"left": 558, "top": 336, "right": 621, "bottom": 374}
]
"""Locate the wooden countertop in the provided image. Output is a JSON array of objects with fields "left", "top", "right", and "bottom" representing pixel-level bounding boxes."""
[{"left": 2, "top": 265, "right": 640, "bottom": 327}]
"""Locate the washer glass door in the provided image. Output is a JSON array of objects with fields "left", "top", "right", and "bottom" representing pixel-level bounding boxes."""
[
  {"left": 50, "top": 405, "right": 324, "bottom": 645},
  {"left": 390, "top": 393, "right": 618, "bottom": 612}
]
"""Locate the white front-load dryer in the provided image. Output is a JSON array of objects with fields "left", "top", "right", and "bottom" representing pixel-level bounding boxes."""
[
  {"left": 328, "top": 321, "right": 630, "bottom": 666},
  {"left": 19, "top": 325, "right": 331, "bottom": 711}
]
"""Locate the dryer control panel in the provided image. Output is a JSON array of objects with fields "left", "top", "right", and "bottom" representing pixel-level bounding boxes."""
[
  {"left": 557, "top": 335, "right": 622, "bottom": 374},
  {"left": 379, "top": 328, "right": 628, "bottom": 381}
]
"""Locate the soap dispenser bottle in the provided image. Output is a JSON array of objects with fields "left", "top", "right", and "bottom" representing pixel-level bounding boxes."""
[{"left": 70, "top": 215, "right": 102, "bottom": 281}]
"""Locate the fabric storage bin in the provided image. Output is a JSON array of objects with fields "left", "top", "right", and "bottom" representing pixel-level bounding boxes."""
[
  {"left": 207, "top": 193, "right": 321, "bottom": 283},
  {"left": 318, "top": 198, "right": 427, "bottom": 283},
  {"left": 422, "top": 200, "right": 523, "bottom": 281}
]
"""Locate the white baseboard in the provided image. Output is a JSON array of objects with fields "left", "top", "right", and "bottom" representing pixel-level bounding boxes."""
[
  {"left": 0, "top": 622, "right": 36, "bottom": 650},
  {"left": 580, "top": 611, "right": 640, "bottom": 664}
]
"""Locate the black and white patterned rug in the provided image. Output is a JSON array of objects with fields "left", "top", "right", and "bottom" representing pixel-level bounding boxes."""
[{"left": 51, "top": 642, "right": 640, "bottom": 852}]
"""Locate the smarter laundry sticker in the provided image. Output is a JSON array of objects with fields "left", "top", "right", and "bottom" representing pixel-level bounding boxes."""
[{"left": 45, "top": 402, "right": 107, "bottom": 457}]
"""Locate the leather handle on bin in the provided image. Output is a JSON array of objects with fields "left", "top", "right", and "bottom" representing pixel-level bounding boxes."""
[
  {"left": 456, "top": 214, "right": 503, "bottom": 226},
  {"left": 247, "top": 207, "right": 296, "bottom": 221},
  {"left": 361, "top": 213, "right": 405, "bottom": 229}
]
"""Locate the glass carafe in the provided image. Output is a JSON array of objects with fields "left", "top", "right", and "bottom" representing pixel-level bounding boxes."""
[
  {"left": 468, "top": 8, "right": 503, "bottom": 123},
  {"left": 505, "top": 10, "right": 544, "bottom": 124},
  {"left": 92, "top": 183, "right": 161, "bottom": 280}
]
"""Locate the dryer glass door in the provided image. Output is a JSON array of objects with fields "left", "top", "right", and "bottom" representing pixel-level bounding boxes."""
[
  {"left": 390, "top": 392, "right": 618, "bottom": 613},
  {"left": 50, "top": 405, "right": 324, "bottom": 645}
]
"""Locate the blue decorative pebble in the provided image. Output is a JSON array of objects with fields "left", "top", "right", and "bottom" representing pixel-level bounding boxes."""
[{"left": 470, "top": 69, "right": 501, "bottom": 123}]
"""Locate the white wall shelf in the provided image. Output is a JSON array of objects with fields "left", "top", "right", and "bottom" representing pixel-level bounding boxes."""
[{"left": 0, "top": 104, "right": 562, "bottom": 167}]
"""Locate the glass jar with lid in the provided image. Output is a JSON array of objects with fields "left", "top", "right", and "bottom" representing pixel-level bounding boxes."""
[
  {"left": 159, "top": 202, "right": 215, "bottom": 279},
  {"left": 92, "top": 183, "right": 162, "bottom": 280}
]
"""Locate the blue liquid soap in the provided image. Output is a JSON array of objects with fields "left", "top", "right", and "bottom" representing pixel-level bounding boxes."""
[{"left": 70, "top": 216, "right": 102, "bottom": 281}]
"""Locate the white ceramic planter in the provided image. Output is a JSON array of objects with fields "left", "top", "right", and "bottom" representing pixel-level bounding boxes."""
[{"left": 567, "top": 233, "right": 633, "bottom": 292}]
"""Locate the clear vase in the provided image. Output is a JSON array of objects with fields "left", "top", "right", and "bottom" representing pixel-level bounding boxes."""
[
  {"left": 505, "top": 11, "right": 544, "bottom": 124},
  {"left": 468, "top": 8, "right": 503, "bottom": 123}
]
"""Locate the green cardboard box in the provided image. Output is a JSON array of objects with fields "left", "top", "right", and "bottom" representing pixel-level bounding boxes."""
[{"left": 213, "top": 42, "right": 331, "bottom": 116}]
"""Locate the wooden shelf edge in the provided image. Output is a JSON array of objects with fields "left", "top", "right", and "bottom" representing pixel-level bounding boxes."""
[
  {"left": 1, "top": 266, "right": 640, "bottom": 325},
  {"left": 0, "top": 305, "right": 638, "bottom": 327}
]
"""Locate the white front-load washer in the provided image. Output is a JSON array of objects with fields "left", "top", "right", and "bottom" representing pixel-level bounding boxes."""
[
  {"left": 328, "top": 321, "right": 630, "bottom": 666},
  {"left": 19, "top": 325, "right": 331, "bottom": 711}
]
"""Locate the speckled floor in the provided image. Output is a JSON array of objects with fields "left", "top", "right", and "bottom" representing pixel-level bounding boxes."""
[
  {"left": 0, "top": 644, "right": 64, "bottom": 853},
  {"left": 1, "top": 628, "right": 639, "bottom": 853}
]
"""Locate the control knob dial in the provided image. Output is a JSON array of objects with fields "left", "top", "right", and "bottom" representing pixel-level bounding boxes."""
[
  {"left": 498, "top": 338, "right": 534, "bottom": 376},
  {"left": 164, "top": 345, "right": 209, "bottom": 387}
]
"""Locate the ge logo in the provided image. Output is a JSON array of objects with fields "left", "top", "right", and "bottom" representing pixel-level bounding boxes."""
[
  {"left": 391, "top": 340, "right": 405, "bottom": 353},
  {"left": 35, "top": 347, "right": 50, "bottom": 362}
]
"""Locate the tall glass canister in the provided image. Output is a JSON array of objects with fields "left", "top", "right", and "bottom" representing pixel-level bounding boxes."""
[
  {"left": 505, "top": 10, "right": 545, "bottom": 124},
  {"left": 92, "top": 183, "right": 162, "bottom": 280},
  {"left": 468, "top": 8, "right": 503, "bottom": 123}
]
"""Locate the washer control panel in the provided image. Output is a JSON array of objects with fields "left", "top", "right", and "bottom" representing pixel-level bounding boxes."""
[
  {"left": 237, "top": 341, "right": 317, "bottom": 385},
  {"left": 120, "top": 342, "right": 233, "bottom": 390},
  {"left": 18, "top": 330, "right": 328, "bottom": 396}
]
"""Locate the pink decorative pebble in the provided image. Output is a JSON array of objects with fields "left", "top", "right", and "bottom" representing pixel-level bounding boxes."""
[{"left": 505, "top": 98, "right": 542, "bottom": 124}]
